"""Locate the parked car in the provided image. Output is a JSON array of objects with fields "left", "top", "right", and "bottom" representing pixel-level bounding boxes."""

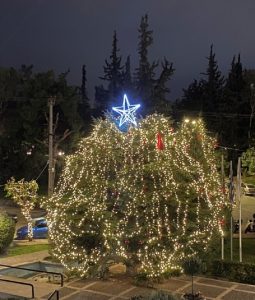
[
  {"left": 16, "top": 218, "right": 48, "bottom": 239},
  {"left": 242, "top": 183, "right": 255, "bottom": 196}
]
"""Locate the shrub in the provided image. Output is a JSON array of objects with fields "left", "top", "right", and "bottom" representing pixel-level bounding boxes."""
[
  {"left": 147, "top": 291, "right": 179, "bottom": 300},
  {"left": 130, "top": 290, "right": 179, "bottom": 300},
  {"left": 134, "top": 272, "right": 153, "bottom": 287},
  {"left": 182, "top": 257, "right": 203, "bottom": 298},
  {"left": 211, "top": 260, "right": 255, "bottom": 284},
  {"left": 0, "top": 211, "right": 15, "bottom": 254}
]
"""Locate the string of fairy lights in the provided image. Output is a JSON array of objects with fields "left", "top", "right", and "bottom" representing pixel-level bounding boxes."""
[{"left": 45, "top": 113, "right": 227, "bottom": 278}]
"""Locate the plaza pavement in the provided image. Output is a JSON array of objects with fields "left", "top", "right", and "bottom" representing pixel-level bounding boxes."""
[{"left": 1, "top": 250, "right": 255, "bottom": 299}]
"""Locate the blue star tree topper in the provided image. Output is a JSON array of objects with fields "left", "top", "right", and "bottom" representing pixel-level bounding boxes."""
[{"left": 112, "top": 94, "right": 141, "bottom": 128}]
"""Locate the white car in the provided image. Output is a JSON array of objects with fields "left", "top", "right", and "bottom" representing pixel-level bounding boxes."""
[{"left": 242, "top": 183, "right": 255, "bottom": 196}]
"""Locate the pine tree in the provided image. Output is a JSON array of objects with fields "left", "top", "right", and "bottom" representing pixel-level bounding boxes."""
[
  {"left": 100, "top": 31, "right": 123, "bottom": 98},
  {"left": 81, "top": 65, "right": 89, "bottom": 102},
  {"left": 122, "top": 56, "right": 133, "bottom": 94},
  {"left": 177, "top": 45, "right": 224, "bottom": 137},
  {"left": 45, "top": 115, "right": 226, "bottom": 278},
  {"left": 95, "top": 31, "right": 124, "bottom": 115},
  {"left": 153, "top": 58, "right": 174, "bottom": 114},
  {"left": 202, "top": 44, "right": 224, "bottom": 113},
  {"left": 94, "top": 84, "right": 109, "bottom": 115},
  {"left": 179, "top": 79, "right": 205, "bottom": 112},
  {"left": 135, "top": 14, "right": 158, "bottom": 114},
  {"left": 79, "top": 65, "right": 91, "bottom": 128},
  {"left": 223, "top": 54, "right": 249, "bottom": 162}
]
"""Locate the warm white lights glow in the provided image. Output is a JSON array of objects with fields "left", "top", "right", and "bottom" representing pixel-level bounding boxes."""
[{"left": 45, "top": 114, "right": 226, "bottom": 278}]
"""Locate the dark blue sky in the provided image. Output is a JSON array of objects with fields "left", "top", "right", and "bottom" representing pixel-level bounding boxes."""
[{"left": 0, "top": 0, "right": 254, "bottom": 100}]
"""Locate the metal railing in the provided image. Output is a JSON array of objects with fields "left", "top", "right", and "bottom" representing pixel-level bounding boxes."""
[
  {"left": 0, "top": 263, "right": 64, "bottom": 287},
  {"left": 48, "top": 289, "right": 60, "bottom": 300},
  {"left": 0, "top": 278, "right": 35, "bottom": 298}
]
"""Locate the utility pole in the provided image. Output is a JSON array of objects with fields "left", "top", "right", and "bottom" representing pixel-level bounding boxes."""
[{"left": 48, "top": 97, "right": 55, "bottom": 198}]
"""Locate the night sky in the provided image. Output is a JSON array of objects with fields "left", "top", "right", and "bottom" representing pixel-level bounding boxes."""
[{"left": 0, "top": 0, "right": 255, "bottom": 100}]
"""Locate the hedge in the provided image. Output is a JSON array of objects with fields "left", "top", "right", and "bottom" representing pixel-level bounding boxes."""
[
  {"left": 211, "top": 260, "right": 255, "bottom": 284},
  {"left": 0, "top": 211, "right": 15, "bottom": 254}
]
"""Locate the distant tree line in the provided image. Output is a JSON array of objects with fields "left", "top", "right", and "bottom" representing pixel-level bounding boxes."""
[
  {"left": 0, "top": 14, "right": 254, "bottom": 192},
  {"left": 175, "top": 46, "right": 255, "bottom": 164}
]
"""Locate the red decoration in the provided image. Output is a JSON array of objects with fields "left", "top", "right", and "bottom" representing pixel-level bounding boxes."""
[
  {"left": 156, "top": 133, "right": 164, "bottom": 150},
  {"left": 219, "top": 219, "right": 225, "bottom": 226},
  {"left": 214, "top": 141, "right": 219, "bottom": 149}
]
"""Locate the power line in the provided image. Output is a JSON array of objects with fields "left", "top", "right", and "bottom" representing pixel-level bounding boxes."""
[
  {"left": 0, "top": 161, "right": 49, "bottom": 188},
  {"left": 35, "top": 161, "right": 48, "bottom": 181},
  {"left": 217, "top": 145, "right": 244, "bottom": 152}
]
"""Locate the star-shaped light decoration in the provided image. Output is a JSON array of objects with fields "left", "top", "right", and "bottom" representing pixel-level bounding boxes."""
[{"left": 112, "top": 94, "right": 140, "bottom": 127}]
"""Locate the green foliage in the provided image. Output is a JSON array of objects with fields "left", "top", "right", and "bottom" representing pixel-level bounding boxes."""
[
  {"left": 182, "top": 257, "right": 202, "bottom": 276},
  {"left": 0, "top": 211, "right": 15, "bottom": 254},
  {"left": 95, "top": 15, "right": 174, "bottom": 117},
  {"left": 6, "top": 244, "right": 49, "bottom": 257},
  {"left": 176, "top": 48, "right": 253, "bottom": 166},
  {"left": 182, "top": 257, "right": 203, "bottom": 298},
  {"left": 241, "top": 147, "right": 255, "bottom": 175},
  {"left": 131, "top": 290, "right": 180, "bottom": 300},
  {"left": 5, "top": 178, "right": 38, "bottom": 240},
  {"left": 46, "top": 115, "right": 226, "bottom": 278},
  {"left": 95, "top": 31, "right": 123, "bottom": 114},
  {"left": 134, "top": 272, "right": 152, "bottom": 287},
  {"left": 0, "top": 66, "right": 88, "bottom": 191},
  {"left": 211, "top": 260, "right": 255, "bottom": 284},
  {"left": 182, "top": 292, "right": 205, "bottom": 300},
  {"left": 5, "top": 178, "right": 38, "bottom": 206}
]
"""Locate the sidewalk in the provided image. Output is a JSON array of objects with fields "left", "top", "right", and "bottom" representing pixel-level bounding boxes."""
[
  {"left": 1, "top": 251, "right": 255, "bottom": 299},
  {"left": 56, "top": 275, "right": 255, "bottom": 300}
]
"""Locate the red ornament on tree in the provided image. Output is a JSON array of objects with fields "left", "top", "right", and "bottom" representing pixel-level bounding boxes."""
[
  {"left": 156, "top": 132, "right": 164, "bottom": 150},
  {"left": 214, "top": 141, "right": 219, "bottom": 149}
]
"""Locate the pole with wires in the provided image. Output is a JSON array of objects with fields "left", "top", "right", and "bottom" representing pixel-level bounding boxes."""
[{"left": 48, "top": 97, "right": 55, "bottom": 198}]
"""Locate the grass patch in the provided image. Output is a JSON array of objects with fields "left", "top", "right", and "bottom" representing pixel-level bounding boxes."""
[
  {"left": 6, "top": 244, "right": 49, "bottom": 257},
  {"left": 224, "top": 238, "right": 255, "bottom": 263},
  {"left": 243, "top": 176, "right": 255, "bottom": 184}
]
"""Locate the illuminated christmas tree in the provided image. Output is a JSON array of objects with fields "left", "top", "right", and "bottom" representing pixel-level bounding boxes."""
[{"left": 45, "top": 108, "right": 226, "bottom": 278}]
